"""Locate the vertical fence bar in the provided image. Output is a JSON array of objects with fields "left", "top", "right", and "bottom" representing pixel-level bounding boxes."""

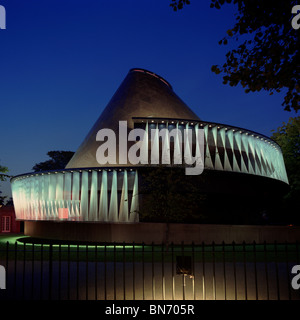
[
  {"left": 202, "top": 242, "right": 206, "bottom": 300},
  {"left": 123, "top": 242, "right": 126, "bottom": 300},
  {"left": 263, "top": 241, "right": 270, "bottom": 300},
  {"left": 133, "top": 242, "right": 136, "bottom": 301},
  {"left": 5, "top": 242, "right": 9, "bottom": 297},
  {"left": 67, "top": 244, "right": 70, "bottom": 300},
  {"left": 49, "top": 243, "right": 53, "bottom": 300},
  {"left": 181, "top": 241, "right": 185, "bottom": 301},
  {"left": 243, "top": 242, "right": 248, "bottom": 300},
  {"left": 253, "top": 241, "right": 258, "bottom": 300},
  {"left": 152, "top": 242, "right": 155, "bottom": 300},
  {"left": 232, "top": 242, "right": 237, "bottom": 300},
  {"left": 222, "top": 241, "right": 227, "bottom": 300},
  {"left": 95, "top": 244, "right": 98, "bottom": 301},
  {"left": 58, "top": 244, "right": 61, "bottom": 301},
  {"left": 142, "top": 242, "right": 145, "bottom": 300},
  {"left": 104, "top": 244, "right": 107, "bottom": 300},
  {"left": 14, "top": 241, "right": 17, "bottom": 298},
  {"left": 274, "top": 241, "right": 280, "bottom": 300},
  {"left": 192, "top": 242, "right": 195, "bottom": 300},
  {"left": 86, "top": 244, "right": 89, "bottom": 300},
  {"left": 212, "top": 241, "right": 216, "bottom": 300},
  {"left": 114, "top": 242, "right": 116, "bottom": 300},
  {"left": 77, "top": 244, "right": 79, "bottom": 300},
  {"left": 31, "top": 243, "right": 34, "bottom": 300},
  {"left": 40, "top": 243, "right": 44, "bottom": 300},
  {"left": 172, "top": 242, "right": 175, "bottom": 300},
  {"left": 162, "top": 242, "right": 165, "bottom": 300},
  {"left": 285, "top": 242, "right": 291, "bottom": 301},
  {"left": 22, "top": 241, "right": 26, "bottom": 299}
]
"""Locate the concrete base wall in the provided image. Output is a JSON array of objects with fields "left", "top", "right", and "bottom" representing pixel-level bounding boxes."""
[{"left": 24, "top": 221, "right": 300, "bottom": 244}]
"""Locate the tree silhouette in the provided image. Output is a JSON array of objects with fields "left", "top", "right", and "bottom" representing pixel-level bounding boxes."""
[
  {"left": 170, "top": 0, "right": 299, "bottom": 112},
  {"left": 32, "top": 151, "right": 74, "bottom": 172},
  {"left": 271, "top": 117, "right": 300, "bottom": 224}
]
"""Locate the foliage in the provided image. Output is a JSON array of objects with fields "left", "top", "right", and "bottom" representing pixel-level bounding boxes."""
[
  {"left": 32, "top": 151, "right": 75, "bottom": 172},
  {"left": 210, "top": 0, "right": 299, "bottom": 112},
  {"left": 271, "top": 117, "right": 300, "bottom": 223},
  {"left": 170, "top": 0, "right": 190, "bottom": 11},
  {"left": 0, "top": 191, "right": 7, "bottom": 207},
  {"left": 0, "top": 164, "right": 10, "bottom": 181},
  {"left": 0, "top": 163, "right": 11, "bottom": 206},
  {"left": 139, "top": 166, "right": 207, "bottom": 223},
  {"left": 169, "top": 0, "right": 299, "bottom": 112}
]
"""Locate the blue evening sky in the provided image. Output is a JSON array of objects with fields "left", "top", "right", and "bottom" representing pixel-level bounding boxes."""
[{"left": 0, "top": 0, "right": 297, "bottom": 197}]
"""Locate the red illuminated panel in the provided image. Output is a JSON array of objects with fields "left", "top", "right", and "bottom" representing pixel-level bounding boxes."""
[{"left": 58, "top": 208, "right": 69, "bottom": 219}]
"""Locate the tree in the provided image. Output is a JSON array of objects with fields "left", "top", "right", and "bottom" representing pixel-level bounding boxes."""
[
  {"left": 32, "top": 151, "right": 75, "bottom": 172},
  {"left": 271, "top": 117, "right": 300, "bottom": 223},
  {"left": 139, "top": 166, "right": 207, "bottom": 224},
  {"left": 139, "top": 166, "right": 207, "bottom": 246},
  {"left": 0, "top": 164, "right": 10, "bottom": 181},
  {"left": 170, "top": 0, "right": 300, "bottom": 112},
  {"left": 0, "top": 191, "right": 7, "bottom": 207},
  {"left": 0, "top": 163, "right": 11, "bottom": 207},
  {"left": 170, "top": 0, "right": 190, "bottom": 11}
]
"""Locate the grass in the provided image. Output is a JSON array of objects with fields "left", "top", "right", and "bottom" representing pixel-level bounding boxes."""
[{"left": 0, "top": 233, "right": 299, "bottom": 264}]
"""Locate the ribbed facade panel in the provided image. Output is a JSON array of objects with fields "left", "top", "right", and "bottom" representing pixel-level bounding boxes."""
[
  {"left": 136, "top": 119, "right": 288, "bottom": 184},
  {"left": 11, "top": 169, "right": 139, "bottom": 222},
  {"left": 11, "top": 119, "right": 288, "bottom": 223}
]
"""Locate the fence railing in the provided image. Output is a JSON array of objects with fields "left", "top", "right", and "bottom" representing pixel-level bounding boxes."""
[{"left": 0, "top": 240, "right": 299, "bottom": 300}]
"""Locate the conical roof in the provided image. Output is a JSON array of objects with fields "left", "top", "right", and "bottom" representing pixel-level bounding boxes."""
[{"left": 66, "top": 68, "right": 200, "bottom": 169}]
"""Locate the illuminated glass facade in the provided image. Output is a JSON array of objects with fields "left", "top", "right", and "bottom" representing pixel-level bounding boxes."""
[
  {"left": 11, "top": 169, "right": 139, "bottom": 222},
  {"left": 10, "top": 68, "right": 289, "bottom": 225}
]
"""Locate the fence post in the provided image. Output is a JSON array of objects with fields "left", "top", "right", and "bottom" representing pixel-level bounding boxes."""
[
  {"left": 95, "top": 244, "right": 98, "bottom": 301},
  {"left": 285, "top": 241, "right": 291, "bottom": 300},
  {"left": 114, "top": 242, "right": 116, "bottom": 300},
  {"left": 123, "top": 242, "right": 126, "bottom": 300},
  {"left": 222, "top": 241, "right": 226, "bottom": 300},
  {"left": 31, "top": 243, "right": 35, "bottom": 300},
  {"left": 104, "top": 244, "right": 107, "bottom": 300},
  {"left": 242, "top": 241, "right": 247, "bottom": 300},
  {"left": 253, "top": 241, "right": 258, "bottom": 300},
  {"left": 263, "top": 241, "right": 269, "bottom": 300},
  {"left": 76, "top": 244, "right": 79, "bottom": 300},
  {"left": 40, "top": 243, "right": 44, "bottom": 300},
  {"left": 171, "top": 242, "right": 175, "bottom": 300},
  {"left": 86, "top": 244, "right": 89, "bottom": 300},
  {"left": 4, "top": 242, "right": 8, "bottom": 295},
  {"left": 142, "top": 242, "right": 145, "bottom": 300},
  {"left": 212, "top": 241, "right": 216, "bottom": 300},
  {"left": 58, "top": 243, "right": 61, "bottom": 301},
  {"left": 181, "top": 241, "right": 185, "bottom": 301},
  {"left": 152, "top": 242, "right": 155, "bottom": 300},
  {"left": 192, "top": 241, "right": 195, "bottom": 300},
  {"left": 22, "top": 241, "right": 26, "bottom": 299},
  {"left": 48, "top": 243, "right": 53, "bottom": 300},
  {"left": 161, "top": 241, "right": 165, "bottom": 300},
  {"left": 274, "top": 241, "right": 280, "bottom": 300},
  {"left": 202, "top": 241, "right": 206, "bottom": 301},
  {"left": 232, "top": 241, "right": 237, "bottom": 300},
  {"left": 133, "top": 242, "right": 135, "bottom": 301},
  {"left": 14, "top": 241, "right": 17, "bottom": 298},
  {"left": 67, "top": 244, "right": 70, "bottom": 300}
]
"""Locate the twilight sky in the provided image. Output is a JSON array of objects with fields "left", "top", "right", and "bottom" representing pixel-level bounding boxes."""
[{"left": 0, "top": 0, "right": 297, "bottom": 197}]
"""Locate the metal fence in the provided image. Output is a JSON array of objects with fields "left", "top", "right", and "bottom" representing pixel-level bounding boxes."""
[{"left": 0, "top": 240, "right": 300, "bottom": 300}]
